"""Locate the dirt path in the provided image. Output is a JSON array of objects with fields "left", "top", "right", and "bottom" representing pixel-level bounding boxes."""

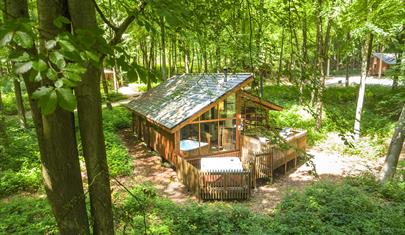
[
  {"left": 117, "top": 129, "right": 383, "bottom": 212},
  {"left": 113, "top": 129, "right": 195, "bottom": 203}
]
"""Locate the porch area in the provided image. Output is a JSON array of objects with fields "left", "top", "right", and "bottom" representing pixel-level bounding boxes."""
[{"left": 175, "top": 129, "right": 307, "bottom": 200}]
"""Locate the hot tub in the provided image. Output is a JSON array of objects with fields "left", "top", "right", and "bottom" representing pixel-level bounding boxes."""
[{"left": 180, "top": 139, "right": 210, "bottom": 157}]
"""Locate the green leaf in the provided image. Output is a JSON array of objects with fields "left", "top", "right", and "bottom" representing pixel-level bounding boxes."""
[
  {"left": 14, "top": 61, "right": 32, "bottom": 74},
  {"left": 45, "top": 40, "right": 57, "bottom": 50},
  {"left": 58, "top": 39, "right": 75, "bottom": 52},
  {"left": 14, "top": 31, "right": 33, "bottom": 48},
  {"left": 64, "top": 71, "right": 82, "bottom": 83},
  {"left": 49, "top": 51, "right": 66, "bottom": 69},
  {"left": 54, "top": 16, "right": 71, "bottom": 28},
  {"left": 32, "top": 86, "right": 53, "bottom": 100},
  {"left": 85, "top": 51, "right": 99, "bottom": 63},
  {"left": 41, "top": 90, "right": 58, "bottom": 115},
  {"left": 32, "top": 59, "right": 48, "bottom": 72},
  {"left": 55, "top": 79, "right": 63, "bottom": 88},
  {"left": 46, "top": 68, "right": 58, "bottom": 81},
  {"left": 56, "top": 87, "right": 76, "bottom": 112},
  {"left": 34, "top": 72, "right": 42, "bottom": 82},
  {"left": 0, "top": 32, "right": 14, "bottom": 46},
  {"left": 65, "top": 64, "right": 86, "bottom": 74}
]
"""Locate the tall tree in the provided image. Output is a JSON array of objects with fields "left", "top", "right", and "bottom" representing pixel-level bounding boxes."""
[
  {"left": 4, "top": 0, "right": 91, "bottom": 233},
  {"left": 68, "top": 0, "right": 114, "bottom": 233},
  {"left": 379, "top": 104, "right": 405, "bottom": 183}
]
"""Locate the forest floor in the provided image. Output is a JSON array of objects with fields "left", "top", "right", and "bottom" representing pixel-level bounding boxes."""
[{"left": 117, "top": 128, "right": 386, "bottom": 213}]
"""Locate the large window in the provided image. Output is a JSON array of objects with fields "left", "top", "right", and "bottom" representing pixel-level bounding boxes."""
[{"left": 179, "top": 93, "right": 238, "bottom": 157}]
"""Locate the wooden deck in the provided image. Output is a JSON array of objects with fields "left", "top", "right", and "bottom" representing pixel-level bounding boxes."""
[{"left": 174, "top": 130, "right": 307, "bottom": 200}]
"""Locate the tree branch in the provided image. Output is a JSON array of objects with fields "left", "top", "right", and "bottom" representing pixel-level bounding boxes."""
[
  {"left": 109, "top": 0, "right": 147, "bottom": 46},
  {"left": 91, "top": 0, "right": 119, "bottom": 32}
]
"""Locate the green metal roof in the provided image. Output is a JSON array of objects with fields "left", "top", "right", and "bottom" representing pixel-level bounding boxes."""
[{"left": 126, "top": 73, "right": 253, "bottom": 130}]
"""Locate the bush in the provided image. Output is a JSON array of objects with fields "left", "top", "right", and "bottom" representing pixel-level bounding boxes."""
[
  {"left": 0, "top": 117, "right": 42, "bottom": 196},
  {"left": 0, "top": 196, "right": 57, "bottom": 234},
  {"left": 115, "top": 184, "right": 272, "bottom": 234},
  {"left": 103, "top": 107, "right": 133, "bottom": 177},
  {"left": 103, "top": 106, "right": 131, "bottom": 131},
  {"left": 272, "top": 176, "right": 405, "bottom": 234}
]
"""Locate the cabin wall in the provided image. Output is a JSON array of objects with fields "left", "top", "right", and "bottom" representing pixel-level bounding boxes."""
[
  {"left": 132, "top": 113, "right": 177, "bottom": 164},
  {"left": 369, "top": 57, "right": 390, "bottom": 76}
]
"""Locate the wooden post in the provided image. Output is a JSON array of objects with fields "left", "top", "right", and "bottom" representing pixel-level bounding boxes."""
[
  {"left": 378, "top": 57, "right": 383, "bottom": 78},
  {"left": 236, "top": 93, "right": 241, "bottom": 150}
]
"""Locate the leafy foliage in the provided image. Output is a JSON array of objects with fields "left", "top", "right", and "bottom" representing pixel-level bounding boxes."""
[
  {"left": 0, "top": 196, "right": 57, "bottom": 234},
  {"left": 272, "top": 175, "right": 405, "bottom": 234},
  {"left": 102, "top": 107, "right": 133, "bottom": 176}
]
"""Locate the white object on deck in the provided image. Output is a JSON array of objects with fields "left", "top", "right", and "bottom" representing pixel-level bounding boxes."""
[
  {"left": 180, "top": 139, "right": 208, "bottom": 151},
  {"left": 200, "top": 157, "right": 243, "bottom": 172}
]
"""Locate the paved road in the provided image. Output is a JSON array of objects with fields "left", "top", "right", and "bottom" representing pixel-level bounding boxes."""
[{"left": 326, "top": 76, "right": 394, "bottom": 87}]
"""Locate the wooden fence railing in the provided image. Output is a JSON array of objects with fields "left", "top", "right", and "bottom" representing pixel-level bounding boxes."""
[
  {"left": 175, "top": 154, "right": 252, "bottom": 200},
  {"left": 200, "top": 169, "right": 251, "bottom": 200}
]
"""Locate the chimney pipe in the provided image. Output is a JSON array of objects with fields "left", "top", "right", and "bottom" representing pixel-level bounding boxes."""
[{"left": 224, "top": 67, "right": 228, "bottom": 82}]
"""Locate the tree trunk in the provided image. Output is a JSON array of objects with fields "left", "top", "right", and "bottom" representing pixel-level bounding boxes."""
[
  {"left": 13, "top": 78, "right": 28, "bottom": 128},
  {"left": 160, "top": 17, "right": 167, "bottom": 80},
  {"left": 277, "top": 28, "right": 285, "bottom": 85},
  {"left": 299, "top": 13, "right": 308, "bottom": 105},
  {"left": 101, "top": 68, "right": 113, "bottom": 110},
  {"left": 36, "top": 0, "right": 91, "bottom": 233},
  {"left": 345, "top": 57, "right": 350, "bottom": 87},
  {"left": 67, "top": 0, "right": 115, "bottom": 234},
  {"left": 354, "top": 34, "right": 372, "bottom": 141},
  {"left": 380, "top": 104, "right": 405, "bottom": 183},
  {"left": 315, "top": 0, "right": 332, "bottom": 130},
  {"left": 184, "top": 45, "right": 190, "bottom": 73}
]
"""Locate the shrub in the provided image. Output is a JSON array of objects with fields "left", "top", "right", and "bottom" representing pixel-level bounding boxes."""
[
  {"left": 0, "top": 196, "right": 57, "bottom": 234},
  {"left": 272, "top": 176, "right": 405, "bottom": 234},
  {"left": 103, "top": 107, "right": 133, "bottom": 177}
]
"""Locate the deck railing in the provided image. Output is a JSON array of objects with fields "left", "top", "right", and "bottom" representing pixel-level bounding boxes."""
[
  {"left": 175, "top": 154, "right": 252, "bottom": 200},
  {"left": 175, "top": 131, "right": 307, "bottom": 200}
]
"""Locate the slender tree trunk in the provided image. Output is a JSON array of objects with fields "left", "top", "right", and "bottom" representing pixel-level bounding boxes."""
[
  {"left": 345, "top": 57, "right": 350, "bottom": 87},
  {"left": 299, "top": 13, "right": 308, "bottom": 105},
  {"left": 68, "top": 0, "right": 115, "bottom": 234},
  {"left": 13, "top": 78, "right": 28, "bottom": 128},
  {"left": 203, "top": 43, "right": 208, "bottom": 73},
  {"left": 101, "top": 68, "right": 113, "bottom": 110},
  {"left": 160, "top": 17, "right": 166, "bottom": 80},
  {"left": 277, "top": 28, "right": 285, "bottom": 85},
  {"left": 173, "top": 35, "right": 177, "bottom": 74},
  {"left": 392, "top": 52, "right": 403, "bottom": 89},
  {"left": 184, "top": 46, "right": 190, "bottom": 73},
  {"left": 380, "top": 104, "right": 405, "bottom": 183},
  {"left": 36, "top": 0, "right": 91, "bottom": 233},
  {"left": 354, "top": 34, "right": 372, "bottom": 140}
]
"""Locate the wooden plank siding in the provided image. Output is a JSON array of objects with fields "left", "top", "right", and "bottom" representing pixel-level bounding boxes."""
[{"left": 133, "top": 113, "right": 177, "bottom": 164}]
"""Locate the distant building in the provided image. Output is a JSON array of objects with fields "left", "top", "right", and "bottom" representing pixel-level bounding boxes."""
[{"left": 369, "top": 53, "right": 396, "bottom": 76}]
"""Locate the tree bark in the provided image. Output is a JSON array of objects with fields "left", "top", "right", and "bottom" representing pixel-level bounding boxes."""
[
  {"left": 36, "top": 0, "right": 91, "bottom": 233},
  {"left": 277, "top": 28, "right": 285, "bottom": 85},
  {"left": 380, "top": 104, "right": 405, "bottom": 183},
  {"left": 13, "top": 78, "right": 28, "bottom": 128},
  {"left": 5, "top": 0, "right": 90, "bottom": 233},
  {"left": 101, "top": 68, "right": 113, "bottom": 110},
  {"left": 67, "top": 0, "right": 115, "bottom": 234},
  {"left": 354, "top": 34, "right": 372, "bottom": 140},
  {"left": 160, "top": 16, "right": 167, "bottom": 80}
]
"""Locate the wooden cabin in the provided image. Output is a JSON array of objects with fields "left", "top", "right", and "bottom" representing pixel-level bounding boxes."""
[
  {"left": 127, "top": 73, "right": 307, "bottom": 200},
  {"left": 369, "top": 53, "right": 396, "bottom": 76}
]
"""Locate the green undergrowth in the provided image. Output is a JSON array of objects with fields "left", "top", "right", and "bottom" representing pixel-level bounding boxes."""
[
  {"left": 0, "top": 105, "right": 133, "bottom": 197},
  {"left": 113, "top": 175, "right": 405, "bottom": 234},
  {"left": 1, "top": 175, "right": 403, "bottom": 234},
  {"left": 1, "top": 92, "right": 31, "bottom": 115},
  {"left": 0, "top": 196, "right": 57, "bottom": 234},
  {"left": 0, "top": 117, "right": 42, "bottom": 197},
  {"left": 272, "top": 175, "right": 405, "bottom": 234},
  {"left": 102, "top": 106, "right": 133, "bottom": 177},
  {"left": 262, "top": 84, "right": 404, "bottom": 157}
]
